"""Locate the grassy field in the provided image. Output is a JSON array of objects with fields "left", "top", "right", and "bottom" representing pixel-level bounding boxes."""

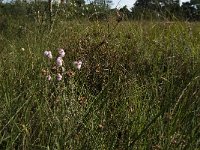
[{"left": 0, "top": 18, "right": 200, "bottom": 149}]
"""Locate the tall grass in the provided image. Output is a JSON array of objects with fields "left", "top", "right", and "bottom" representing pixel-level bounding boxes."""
[{"left": 0, "top": 18, "right": 200, "bottom": 149}]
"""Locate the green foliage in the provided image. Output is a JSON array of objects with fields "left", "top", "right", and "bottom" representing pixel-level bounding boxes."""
[
  {"left": 0, "top": 10, "right": 200, "bottom": 149},
  {"left": 1, "top": 0, "right": 200, "bottom": 21},
  {"left": 94, "top": 0, "right": 113, "bottom": 8},
  {"left": 191, "top": 0, "right": 200, "bottom": 5},
  {"left": 181, "top": 2, "right": 200, "bottom": 21},
  {"left": 119, "top": 5, "right": 132, "bottom": 19},
  {"left": 73, "top": 0, "right": 85, "bottom": 7},
  {"left": 132, "top": 0, "right": 181, "bottom": 20},
  {"left": 131, "top": 0, "right": 200, "bottom": 21}
]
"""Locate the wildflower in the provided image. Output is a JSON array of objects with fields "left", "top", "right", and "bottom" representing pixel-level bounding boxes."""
[
  {"left": 57, "top": 73, "right": 62, "bottom": 81},
  {"left": 73, "top": 60, "right": 82, "bottom": 70},
  {"left": 21, "top": 48, "right": 25, "bottom": 51},
  {"left": 48, "top": 51, "right": 53, "bottom": 59},
  {"left": 44, "top": 51, "right": 52, "bottom": 59},
  {"left": 44, "top": 51, "right": 49, "bottom": 56},
  {"left": 58, "top": 48, "right": 65, "bottom": 57},
  {"left": 47, "top": 75, "right": 52, "bottom": 81},
  {"left": 56, "top": 57, "right": 63, "bottom": 67}
]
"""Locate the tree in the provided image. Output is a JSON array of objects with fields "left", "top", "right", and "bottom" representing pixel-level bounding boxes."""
[
  {"left": 160, "top": 0, "right": 181, "bottom": 19},
  {"left": 94, "top": 0, "right": 113, "bottom": 8},
  {"left": 191, "top": 0, "right": 200, "bottom": 5},
  {"left": 119, "top": 5, "right": 132, "bottom": 19},
  {"left": 181, "top": 1, "right": 200, "bottom": 21},
  {"left": 74, "top": 0, "right": 85, "bottom": 7},
  {"left": 132, "top": 0, "right": 163, "bottom": 20},
  {"left": 181, "top": 2, "right": 195, "bottom": 20},
  {"left": 190, "top": 0, "right": 200, "bottom": 11},
  {"left": 134, "top": 0, "right": 151, "bottom": 8},
  {"left": 132, "top": 0, "right": 181, "bottom": 20}
]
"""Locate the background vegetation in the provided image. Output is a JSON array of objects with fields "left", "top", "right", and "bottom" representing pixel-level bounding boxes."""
[
  {"left": 0, "top": 0, "right": 200, "bottom": 149},
  {"left": 1, "top": 0, "right": 200, "bottom": 21}
]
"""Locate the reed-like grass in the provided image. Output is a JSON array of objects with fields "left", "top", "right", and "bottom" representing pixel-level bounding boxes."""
[{"left": 0, "top": 18, "right": 200, "bottom": 149}]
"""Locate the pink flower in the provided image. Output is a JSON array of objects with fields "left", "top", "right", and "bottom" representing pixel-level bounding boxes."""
[
  {"left": 56, "top": 57, "right": 63, "bottom": 67},
  {"left": 47, "top": 75, "right": 51, "bottom": 81},
  {"left": 57, "top": 73, "right": 62, "bottom": 81},
  {"left": 58, "top": 48, "right": 65, "bottom": 57},
  {"left": 44, "top": 51, "right": 49, "bottom": 56},
  {"left": 73, "top": 60, "right": 82, "bottom": 70},
  {"left": 44, "top": 51, "right": 52, "bottom": 59}
]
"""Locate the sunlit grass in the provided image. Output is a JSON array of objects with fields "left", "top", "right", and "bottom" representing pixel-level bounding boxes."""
[{"left": 0, "top": 19, "right": 200, "bottom": 149}]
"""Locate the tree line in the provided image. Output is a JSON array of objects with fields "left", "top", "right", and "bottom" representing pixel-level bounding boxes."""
[
  {"left": 126, "top": 0, "right": 200, "bottom": 21},
  {"left": 0, "top": 0, "right": 200, "bottom": 21}
]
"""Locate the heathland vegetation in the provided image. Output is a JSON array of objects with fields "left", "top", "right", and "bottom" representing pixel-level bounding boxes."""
[{"left": 0, "top": 0, "right": 200, "bottom": 149}]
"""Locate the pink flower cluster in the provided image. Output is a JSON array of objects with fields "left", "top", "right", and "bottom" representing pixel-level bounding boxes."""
[{"left": 43, "top": 48, "right": 82, "bottom": 81}]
